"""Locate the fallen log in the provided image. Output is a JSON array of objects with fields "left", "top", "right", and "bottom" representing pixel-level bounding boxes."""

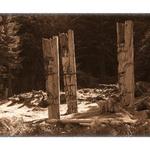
[
  {"left": 24, "top": 118, "right": 48, "bottom": 124},
  {"left": 24, "top": 113, "right": 137, "bottom": 128},
  {"left": 46, "top": 118, "right": 93, "bottom": 124},
  {"left": 24, "top": 118, "right": 93, "bottom": 126},
  {"left": 46, "top": 117, "right": 136, "bottom": 126}
]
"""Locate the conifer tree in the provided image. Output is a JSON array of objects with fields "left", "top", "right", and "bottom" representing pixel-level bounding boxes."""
[{"left": 0, "top": 15, "right": 22, "bottom": 97}]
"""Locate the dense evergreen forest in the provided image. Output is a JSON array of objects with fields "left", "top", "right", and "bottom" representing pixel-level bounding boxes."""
[{"left": 0, "top": 14, "right": 150, "bottom": 95}]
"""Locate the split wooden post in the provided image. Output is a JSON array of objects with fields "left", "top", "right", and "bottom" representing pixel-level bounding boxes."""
[
  {"left": 42, "top": 36, "right": 60, "bottom": 119},
  {"left": 59, "top": 30, "right": 78, "bottom": 114},
  {"left": 117, "top": 20, "right": 135, "bottom": 107}
]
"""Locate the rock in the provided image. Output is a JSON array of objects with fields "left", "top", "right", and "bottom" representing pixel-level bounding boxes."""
[
  {"left": 38, "top": 99, "right": 49, "bottom": 108},
  {"left": 83, "top": 89, "right": 90, "bottom": 93},
  {"left": 95, "top": 96, "right": 105, "bottom": 101},
  {"left": 86, "top": 97, "right": 94, "bottom": 101}
]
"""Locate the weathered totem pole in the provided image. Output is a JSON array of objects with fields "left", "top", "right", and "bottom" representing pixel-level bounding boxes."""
[
  {"left": 42, "top": 36, "right": 60, "bottom": 119},
  {"left": 59, "top": 30, "right": 78, "bottom": 114},
  {"left": 117, "top": 20, "right": 135, "bottom": 107}
]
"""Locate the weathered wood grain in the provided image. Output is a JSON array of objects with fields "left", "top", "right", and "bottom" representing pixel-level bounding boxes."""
[
  {"left": 59, "top": 30, "right": 78, "bottom": 114},
  {"left": 42, "top": 36, "right": 60, "bottom": 119},
  {"left": 117, "top": 20, "right": 134, "bottom": 107}
]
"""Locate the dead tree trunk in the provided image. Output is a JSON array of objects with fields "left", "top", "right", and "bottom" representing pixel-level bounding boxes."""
[
  {"left": 117, "top": 20, "right": 135, "bottom": 107},
  {"left": 59, "top": 30, "right": 78, "bottom": 114},
  {"left": 42, "top": 37, "right": 60, "bottom": 119}
]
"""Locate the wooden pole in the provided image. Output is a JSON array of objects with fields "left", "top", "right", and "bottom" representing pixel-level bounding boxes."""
[
  {"left": 42, "top": 36, "right": 60, "bottom": 119},
  {"left": 59, "top": 30, "right": 78, "bottom": 114},
  {"left": 117, "top": 20, "right": 134, "bottom": 107}
]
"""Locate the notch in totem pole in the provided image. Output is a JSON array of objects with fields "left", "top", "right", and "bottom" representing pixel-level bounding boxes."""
[
  {"left": 117, "top": 20, "right": 135, "bottom": 108},
  {"left": 42, "top": 36, "right": 60, "bottom": 119},
  {"left": 59, "top": 30, "right": 78, "bottom": 114}
]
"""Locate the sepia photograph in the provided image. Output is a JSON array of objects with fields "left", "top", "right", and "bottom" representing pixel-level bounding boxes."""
[{"left": 0, "top": 14, "right": 150, "bottom": 136}]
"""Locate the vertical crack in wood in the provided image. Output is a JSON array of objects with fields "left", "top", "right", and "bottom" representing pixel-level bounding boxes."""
[
  {"left": 42, "top": 37, "right": 60, "bottom": 119},
  {"left": 117, "top": 21, "right": 134, "bottom": 107},
  {"left": 59, "top": 30, "right": 78, "bottom": 114}
]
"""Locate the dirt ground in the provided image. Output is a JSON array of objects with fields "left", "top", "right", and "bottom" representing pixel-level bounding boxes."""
[{"left": 0, "top": 83, "right": 150, "bottom": 136}]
